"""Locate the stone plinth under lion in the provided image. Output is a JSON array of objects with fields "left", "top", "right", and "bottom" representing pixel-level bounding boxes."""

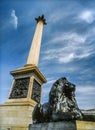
[{"left": 29, "top": 121, "right": 77, "bottom": 130}]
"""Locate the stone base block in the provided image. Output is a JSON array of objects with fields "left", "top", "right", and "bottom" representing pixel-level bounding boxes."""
[
  {"left": 76, "top": 120, "right": 95, "bottom": 130},
  {"left": 0, "top": 102, "right": 35, "bottom": 127},
  {"left": 0, "top": 125, "right": 28, "bottom": 130},
  {"left": 29, "top": 121, "right": 95, "bottom": 130},
  {"left": 29, "top": 121, "right": 77, "bottom": 130}
]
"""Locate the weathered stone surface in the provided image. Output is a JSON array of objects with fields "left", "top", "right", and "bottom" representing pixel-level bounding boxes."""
[
  {"left": 0, "top": 121, "right": 95, "bottom": 130},
  {"left": 76, "top": 120, "right": 95, "bottom": 130},
  {"left": 29, "top": 121, "right": 77, "bottom": 130},
  {"left": 0, "top": 104, "right": 34, "bottom": 126},
  {"left": 29, "top": 121, "right": 95, "bottom": 130}
]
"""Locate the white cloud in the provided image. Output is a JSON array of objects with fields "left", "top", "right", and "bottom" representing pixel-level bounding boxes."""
[
  {"left": 49, "top": 12, "right": 62, "bottom": 23},
  {"left": 78, "top": 10, "right": 95, "bottom": 23},
  {"left": 76, "top": 85, "right": 95, "bottom": 109},
  {"left": 46, "top": 78, "right": 56, "bottom": 85},
  {"left": 59, "top": 51, "right": 91, "bottom": 64},
  {"left": 42, "top": 78, "right": 56, "bottom": 102},
  {"left": 76, "top": 86, "right": 95, "bottom": 94},
  {"left": 11, "top": 10, "right": 18, "bottom": 29},
  {"left": 49, "top": 32, "right": 86, "bottom": 44},
  {"left": 42, "top": 32, "right": 93, "bottom": 64},
  {"left": 59, "top": 53, "right": 75, "bottom": 63}
]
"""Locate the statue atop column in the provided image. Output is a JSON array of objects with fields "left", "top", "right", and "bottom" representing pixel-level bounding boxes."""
[{"left": 32, "top": 77, "right": 83, "bottom": 123}]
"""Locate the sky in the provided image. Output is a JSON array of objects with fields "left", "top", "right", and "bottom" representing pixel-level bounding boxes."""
[{"left": 0, "top": 0, "right": 95, "bottom": 110}]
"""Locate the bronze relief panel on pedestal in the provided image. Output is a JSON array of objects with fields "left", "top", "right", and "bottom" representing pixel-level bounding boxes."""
[
  {"left": 9, "top": 77, "right": 30, "bottom": 99},
  {"left": 31, "top": 79, "right": 41, "bottom": 103}
]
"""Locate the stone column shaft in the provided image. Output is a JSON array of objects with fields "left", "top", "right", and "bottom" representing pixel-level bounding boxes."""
[
  {"left": 26, "top": 21, "right": 43, "bottom": 66},
  {"left": 26, "top": 15, "right": 46, "bottom": 66}
]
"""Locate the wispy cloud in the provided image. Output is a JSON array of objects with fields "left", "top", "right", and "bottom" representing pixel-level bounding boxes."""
[
  {"left": 78, "top": 10, "right": 95, "bottom": 24},
  {"left": 11, "top": 10, "right": 18, "bottom": 29},
  {"left": 76, "top": 85, "right": 95, "bottom": 109},
  {"left": 76, "top": 85, "right": 95, "bottom": 94},
  {"left": 49, "top": 32, "right": 86, "bottom": 44},
  {"left": 42, "top": 32, "right": 93, "bottom": 64},
  {"left": 42, "top": 78, "right": 56, "bottom": 103},
  {"left": 46, "top": 78, "right": 56, "bottom": 85}
]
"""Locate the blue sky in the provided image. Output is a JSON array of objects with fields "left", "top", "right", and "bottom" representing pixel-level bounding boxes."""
[{"left": 0, "top": 0, "right": 95, "bottom": 110}]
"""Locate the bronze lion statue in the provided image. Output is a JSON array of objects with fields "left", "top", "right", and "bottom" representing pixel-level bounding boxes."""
[{"left": 32, "top": 77, "right": 83, "bottom": 123}]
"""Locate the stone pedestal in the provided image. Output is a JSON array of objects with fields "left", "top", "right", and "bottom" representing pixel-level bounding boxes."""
[
  {"left": 29, "top": 121, "right": 77, "bottom": 130},
  {"left": 29, "top": 121, "right": 95, "bottom": 130},
  {"left": 76, "top": 120, "right": 95, "bottom": 130},
  {"left": 0, "top": 65, "right": 46, "bottom": 130},
  {"left": 7, "top": 65, "right": 46, "bottom": 104}
]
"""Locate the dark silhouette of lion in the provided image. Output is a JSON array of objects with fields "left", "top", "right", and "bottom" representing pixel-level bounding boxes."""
[{"left": 32, "top": 77, "right": 83, "bottom": 123}]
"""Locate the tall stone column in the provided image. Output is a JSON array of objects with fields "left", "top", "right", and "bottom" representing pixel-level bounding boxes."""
[
  {"left": 26, "top": 15, "right": 46, "bottom": 66},
  {"left": 0, "top": 15, "right": 47, "bottom": 128},
  {"left": 6, "top": 15, "right": 47, "bottom": 104}
]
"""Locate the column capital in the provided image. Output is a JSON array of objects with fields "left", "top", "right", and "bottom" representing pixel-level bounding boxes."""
[{"left": 35, "top": 14, "right": 47, "bottom": 25}]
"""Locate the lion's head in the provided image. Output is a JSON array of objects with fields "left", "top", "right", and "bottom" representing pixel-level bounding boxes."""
[{"left": 49, "top": 77, "right": 75, "bottom": 104}]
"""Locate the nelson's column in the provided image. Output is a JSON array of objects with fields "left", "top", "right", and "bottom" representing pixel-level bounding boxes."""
[{"left": 0, "top": 15, "right": 47, "bottom": 130}]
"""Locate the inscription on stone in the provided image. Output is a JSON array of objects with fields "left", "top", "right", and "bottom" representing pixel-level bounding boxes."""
[
  {"left": 31, "top": 79, "right": 41, "bottom": 103},
  {"left": 9, "top": 77, "right": 30, "bottom": 99}
]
